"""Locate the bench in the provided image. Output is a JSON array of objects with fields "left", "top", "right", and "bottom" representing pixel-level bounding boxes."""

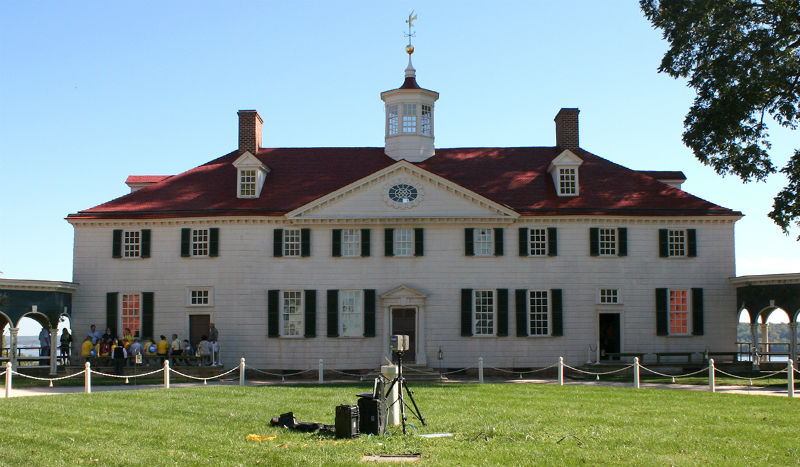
[
  {"left": 170, "top": 354, "right": 212, "bottom": 366},
  {"left": 605, "top": 352, "right": 645, "bottom": 362},
  {"left": 655, "top": 352, "right": 693, "bottom": 363},
  {"left": 707, "top": 351, "right": 739, "bottom": 362}
]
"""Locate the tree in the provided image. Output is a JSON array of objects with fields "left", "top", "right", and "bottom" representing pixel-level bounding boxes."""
[{"left": 641, "top": 0, "right": 800, "bottom": 237}]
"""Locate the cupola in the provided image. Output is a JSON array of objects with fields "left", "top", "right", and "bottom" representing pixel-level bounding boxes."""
[{"left": 380, "top": 40, "right": 439, "bottom": 162}]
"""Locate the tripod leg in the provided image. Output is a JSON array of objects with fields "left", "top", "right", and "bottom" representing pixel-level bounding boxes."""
[
  {"left": 402, "top": 379, "right": 426, "bottom": 426},
  {"left": 398, "top": 378, "right": 408, "bottom": 434}
]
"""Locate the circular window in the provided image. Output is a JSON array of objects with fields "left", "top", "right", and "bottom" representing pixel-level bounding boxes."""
[{"left": 388, "top": 184, "right": 418, "bottom": 204}]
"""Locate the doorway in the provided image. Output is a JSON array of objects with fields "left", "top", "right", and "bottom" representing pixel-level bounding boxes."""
[
  {"left": 189, "top": 314, "right": 210, "bottom": 349},
  {"left": 599, "top": 313, "right": 620, "bottom": 361},
  {"left": 391, "top": 308, "right": 416, "bottom": 362}
]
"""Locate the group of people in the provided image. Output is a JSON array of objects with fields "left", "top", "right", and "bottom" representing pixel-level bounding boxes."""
[
  {"left": 37, "top": 326, "right": 72, "bottom": 363},
  {"left": 79, "top": 323, "right": 221, "bottom": 374}
]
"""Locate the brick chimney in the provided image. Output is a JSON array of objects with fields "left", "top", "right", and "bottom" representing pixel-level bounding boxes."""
[
  {"left": 237, "top": 110, "right": 263, "bottom": 154},
  {"left": 554, "top": 108, "right": 579, "bottom": 150}
]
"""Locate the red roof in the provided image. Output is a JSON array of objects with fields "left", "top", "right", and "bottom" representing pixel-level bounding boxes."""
[
  {"left": 69, "top": 147, "right": 740, "bottom": 219},
  {"left": 637, "top": 170, "right": 686, "bottom": 181},
  {"left": 125, "top": 175, "right": 172, "bottom": 184}
]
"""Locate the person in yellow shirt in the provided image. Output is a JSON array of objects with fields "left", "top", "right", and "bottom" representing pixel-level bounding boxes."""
[
  {"left": 122, "top": 328, "right": 134, "bottom": 348},
  {"left": 156, "top": 335, "right": 169, "bottom": 358},
  {"left": 81, "top": 336, "right": 94, "bottom": 358},
  {"left": 144, "top": 338, "right": 157, "bottom": 356}
]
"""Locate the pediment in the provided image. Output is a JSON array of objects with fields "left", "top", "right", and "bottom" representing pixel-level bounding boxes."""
[
  {"left": 380, "top": 284, "right": 428, "bottom": 300},
  {"left": 233, "top": 151, "right": 268, "bottom": 170},
  {"left": 287, "top": 161, "right": 519, "bottom": 220},
  {"left": 547, "top": 149, "right": 583, "bottom": 172}
]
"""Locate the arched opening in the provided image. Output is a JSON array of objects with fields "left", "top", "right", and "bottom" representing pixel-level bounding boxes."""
[
  {"left": 756, "top": 307, "right": 791, "bottom": 362},
  {"left": 0, "top": 311, "right": 12, "bottom": 360},
  {"left": 16, "top": 313, "right": 51, "bottom": 366},
  {"left": 57, "top": 314, "right": 72, "bottom": 365}
]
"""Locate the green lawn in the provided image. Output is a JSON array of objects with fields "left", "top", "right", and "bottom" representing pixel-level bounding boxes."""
[{"left": 1, "top": 383, "right": 798, "bottom": 466}]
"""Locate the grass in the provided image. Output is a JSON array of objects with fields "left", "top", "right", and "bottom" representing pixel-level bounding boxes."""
[{"left": 1, "top": 382, "right": 799, "bottom": 466}]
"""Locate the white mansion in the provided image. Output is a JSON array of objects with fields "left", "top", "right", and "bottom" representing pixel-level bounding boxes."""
[{"left": 67, "top": 49, "right": 741, "bottom": 370}]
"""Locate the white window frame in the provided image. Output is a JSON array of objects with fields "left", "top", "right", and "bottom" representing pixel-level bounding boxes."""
[
  {"left": 339, "top": 290, "right": 363, "bottom": 337},
  {"left": 280, "top": 290, "right": 304, "bottom": 338},
  {"left": 421, "top": 104, "right": 432, "bottom": 136},
  {"left": 341, "top": 229, "right": 361, "bottom": 257},
  {"left": 473, "top": 228, "right": 494, "bottom": 256},
  {"left": 387, "top": 105, "right": 399, "bottom": 136},
  {"left": 283, "top": 229, "right": 302, "bottom": 257},
  {"left": 191, "top": 228, "right": 210, "bottom": 257},
  {"left": 528, "top": 228, "right": 548, "bottom": 256},
  {"left": 394, "top": 228, "right": 414, "bottom": 257},
  {"left": 238, "top": 168, "right": 257, "bottom": 198},
  {"left": 473, "top": 289, "right": 496, "bottom": 336},
  {"left": 123, "top": 230, "right": 141, "bottom": 258},
  {"left": 558, "top": 167, "right": 578, "bottom": 196},
  {"left": 597, "top": 288, "right": 622, "bottom": 305},
  {"left": 186, "top": 287, "right": 214, "bottom": 307},
  {"left": 402, "top": 103, "right": 417, "bottom": 134},
  {"left": 667, "top": 229, "right": 687, "bottom": 257},
  {"left": 598, "top": 228, "right": 617, "bottom": 256},
  {"left": 668, "top": 289, "right": 691, "bottom": 336},
  {"left": 527, "top": 290, "right": 550, "bottom": 337},
  {"left": 120, "top": 292, "right": 142, "bottom": 338}
]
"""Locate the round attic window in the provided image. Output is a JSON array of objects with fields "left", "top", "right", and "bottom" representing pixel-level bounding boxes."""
[{"left": 385, "top": 182, "right": 423, "bottom": 209}]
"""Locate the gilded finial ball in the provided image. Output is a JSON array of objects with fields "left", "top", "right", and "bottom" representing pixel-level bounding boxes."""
[{"left": 405, "top": 44, "right": 415, "bottom": 55}]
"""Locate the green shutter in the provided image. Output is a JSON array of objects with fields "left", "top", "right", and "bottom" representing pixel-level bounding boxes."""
[
  {"left": 267, "top": 290, "right": 280, "bottom": 337},
  {"left": 547, "top": 227, "right": 558, "bottom": 257},
  {"left": 209, "top": 228, "right": 219, "bottom": 257},
  {"left": 658, "top": 229, "right": 669, "bottom": 257},
  {"left": 384, "top": 228, "right": 394, "bottom": 257},
  {"left": 656, "top": 288, "right": 668, "bottom": 336},
  {"left": 550, "top": 289, "right": 563, "bottom": 336},
  {"left": 589, "top": 228, "right": 599, "bottom": 256},
  {"left": 361, "top": 229, "right": 371, "bottom": 257},
  {"left": 518, "top": 228, "right": 528, "bottom": 256},
  {"left": 141, "top": 229, "right": 151, "bottom": 258},
  {"left": 304, "top": 290, "right": 316, "bottom": 337},
  {"left": 414, "top": 228, "right": 424, "bottom": 256},
  {"left": 363, "top": 289, "right": 376, "bottom": 337},
  {"left": 273, "top": 229, "right": 283, "bottom": 257},
  {"left": 687, "top": 229, "right": 697, "bottom": 257},
  {"left": 617, "top": 228, "right": 627, "bottom": 257},
  {"left": 464, "top": 228, "right": 474, "bottom": 256},
  {"left": 494, "top": 228, "right": 504, "bottom": 256},
  {"left": 112, "top": 230, "right": 122, "bottom": 258},
  {"left": 331, "top": 229, "right": 342, "bottom": 257},
  {"left": 106, "top": 292, "right": 118, "bottom": 335},
  {"left": 142, "top": 292, "right": 154, "bottom": 340},
  {"left": 692, "top": 288, "right": 704, "bottom": 336},
  {"left": 301, "top": 228, "right": 311, "bottom": 257},
  {"left": 180, "top": 228, "right": 191, "bottom": 257},
  {"left": 497, "top": 289, "right": 508, "bottom": 337},
  {"left": 461, "top": 289, "right": 473, "bottom": 336},
  {"left": 515, "top": 289, "right": 528, "bottom": 336},
  {"left": 327, "top": 290, "right": 339, "bottom": 337}
]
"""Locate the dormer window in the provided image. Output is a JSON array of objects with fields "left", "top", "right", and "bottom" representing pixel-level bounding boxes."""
[
  {"left": 558, "top": 168, "right": 577, "bottom": 195},
  {"left": 547, "top": 150, "right": 583, "bottom": 197},
  {"left": 232, "top": 152, "right": 269, "bottom": 199}
]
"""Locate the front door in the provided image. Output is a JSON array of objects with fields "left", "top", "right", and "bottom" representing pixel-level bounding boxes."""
[
  {"left": 391, "top": 308, "right": 416, "bottom": 362},
  {"left": 189, "top": 314, "right": 210, "bottom": 349},
  {"left": 599, "top": 313, "right": 621, "bottom": 360}
]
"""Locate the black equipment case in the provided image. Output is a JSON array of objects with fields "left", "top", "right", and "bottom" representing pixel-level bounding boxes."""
[
  {"left": 357, "top": 396, "right": 386, "bottom": 435},
  {"left": 335, "top": 404, "right": 360, "bottom": 439}
]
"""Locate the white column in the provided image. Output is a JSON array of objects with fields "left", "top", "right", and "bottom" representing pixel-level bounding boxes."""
[
  {"left": 5, "top": 362, "right": 12, "bottom": 398},
  {"left": 84, "top": 362, "right": 92, "bottom": 394},
  {"left": 633, "top": 357, "right": 640, "bottom": 389},
  {"left": 163, "top": 360, "right": 170, "bottom": 389},
  {"left": 9, "top": 327, "right": 18, "bottom": 368},
  {"left": 788, "top": 360, "right": 795, "bottom": 398},
  {"left": 750, "top": 323, "right": 759, "bottom": 367},
  {"left": 557, "top": 357, "right": 564, "bottom": 386},
  {"left": 49, "top": 328, "right": 58, "bottom": 376},
  {"left": 240, "top": 358, "right": 246, "bottom": 386},
  {"left": 708, "top": 359, "right": 716, "bottom": 393},
  {"left": 478, "top": 357, "right": 484, "bottom": 384},
  {"left": 790, "top": 323, "right": 797, "bottom": 363},
  {"left": 318, "top": 359, "right": 324, "bottom": 384}
]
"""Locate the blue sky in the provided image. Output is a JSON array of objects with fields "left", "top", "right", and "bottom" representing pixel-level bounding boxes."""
[{"left": 1, "top": 1, "right": 798, "bottom": 284}]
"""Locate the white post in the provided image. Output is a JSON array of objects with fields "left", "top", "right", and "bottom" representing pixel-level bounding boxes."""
[
  {"left": 633, "top": 357, "right": 640, "bottom": 389},
  {"left": 9, "top": 327, "right": 18, "bottom": 368},
  {"left": 558, "top": 357, "right": 564, "bottom": 386},
  {"left": 708, "top": 358, "right": 716, "bottom": 393},
  {"left": 5, "top": 361, "right": 12, "bottom": 398},
  {"left": 381, "top": 364, "right": 400, "bottom": 426},
  {"left": 84, "top": 361, "right": 92, "bottom": 394},
  {"left": 478, "top": 357, "right": 484, "bottom": 383},
  {"left": 163, "top": 360, "right": 170, "bottom": 389},
  {"left": 318, "top": 359, "right": 324, "bottom": 384},
  {"left": 788, "top": 360, "right": 795, "bottom": 398},
  {"left": 49, "top": 328, "right": 58, "bottom": 376},
  {"left": 240, "top": 358, "right": 246, "bottom": 386}
]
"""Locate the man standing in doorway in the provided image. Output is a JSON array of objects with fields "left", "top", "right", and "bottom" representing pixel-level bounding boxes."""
[
  {"left": 38, "top": 326, "right": 50, "bottom": 357},
  {"left": 209, "top": 323, "right": 219, "bottom": 366}
]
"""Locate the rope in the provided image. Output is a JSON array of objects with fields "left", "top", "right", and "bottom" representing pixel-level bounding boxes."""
[
  {"left": 562, "top": 364, "right": 633, "bottom": 376},
  {"left": 714, "top": 368, "right": 786, "bottom": 380},
  {"left": 92, "top": 368, "right": 164, "bottom": 379},
  {"left": 486, "top": 364, "right": 559, "bottom": 376},
  {"left": 11, "top": 369, "right": 86, "bottom": 382},
  {"left": 169, "top": 366, "right": 239, "bottom": 381},
  {"left": 327, "top": 369, "right": 368, "bottom": 378},
  {"left": 439, "top": 367, "right": 471, "bottom": 376},
  {"left": 639, "top": 365, "right": 709, "bottom": 379},
  {"left": 247, "top": 367, "right": 315, "bottom": 377}
]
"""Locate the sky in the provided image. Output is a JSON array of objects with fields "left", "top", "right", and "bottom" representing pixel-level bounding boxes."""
[{"left": 1, "top": 1, "right": 799, "bottom": 288}]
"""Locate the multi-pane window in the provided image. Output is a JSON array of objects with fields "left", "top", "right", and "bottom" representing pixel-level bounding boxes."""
[
  {"left": 239, "top": 169, "right": 257, "bottom": 197},
  {"left": 668, "top": 229, "right": 686, "bottom": 257},
  {"left": 189, "top": 289, "right": 210, "bottom": 306},
  {"left": 473, "top": 290, "right": 495, "bottom": 336},
  {"left": 387, "top": 105, "right": 399, "bottom": 136},
  {"left": 281, "top": 291, "right": 303, "bottom": 337},
  {"left": 123, "top": 231, "right": 140, "bottom": 258},
  {"left": 339, "top": 290, "right": 363, "bottom": 337},
  {"left": 192, "top": 229, "right": 209, "bottom": 257},
  {"left": 558, "top": 168, "right": 577, "bottom": 195},
  {"left": 402, "top": 104, "right": 417, "bottom": 133},
  {"left": 598, "top": 228, "right": 617, "bottom": 256},
  {"left": 528, "top": 228, "right": 547, "bottom": 256},
  {"left": 669, "top": 289, "right": 689, "bottom": 335},
  {"left": 394, "top": 228, "right": 413, "bottom": 256},
  {"left": 599, "top": 289, "right": 620, "bottom": 304},
  {"left": 473, "top": 229, "right": 494, "bottom": 256},
  {"left": 121, "top": 293, "right": 141, "bottom": 337},
  {"left": 528, "top": 290, "right": 549, "bottom": 336},
  {"left": 283, "top": 229, "right": 301, "bottom": 257},
  {"left": 341, "top": 229, "right": 360, "bottom": 257},
  {"left": 421, "top": 104, "right": 432, "bottom": 136}
]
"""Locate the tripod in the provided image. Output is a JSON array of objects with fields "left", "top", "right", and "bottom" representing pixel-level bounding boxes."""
[{"left": 384, "top": 350, "right": 426, "bottom": 434}]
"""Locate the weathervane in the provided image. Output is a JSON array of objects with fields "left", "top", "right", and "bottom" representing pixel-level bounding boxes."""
[{"left": 405, "top": 10, "right": 418, "bottom": 54}]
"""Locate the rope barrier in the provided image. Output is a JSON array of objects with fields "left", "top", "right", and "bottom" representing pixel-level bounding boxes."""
[
  {"left": 714, "top": 368, "right": 786, "bottom": 380},
  {"left": 639, "top": 365, "right": 709, "bottom": 379},
  {"left": 327, "top": 369, "right": 368, "bottom": 378},
  {"left": 92, "top": 368, "right": 164, "bottom": 379},
  {"left": 438, "top": 367, "right": 471, "bottom": 376},
  {"left": 11, "top": 369, "right": 86, "bottom": 382},
  {"left": 562, "top": 364, "right": 634, "bottom": 376},
  {"left": 485, "top": 364, "right": 558, "bottom": 375},
  {"left": 169, "top": 366, "right": 240, "bottom": 381},
  {"left": 247, "top": 367, "right": 315, "bottom": 378}
]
